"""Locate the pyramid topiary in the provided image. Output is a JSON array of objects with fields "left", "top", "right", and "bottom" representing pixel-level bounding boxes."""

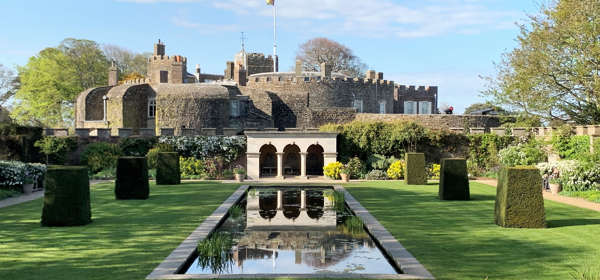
[
  {"left": 495, "top": 166, "right": 546, "bottom": 228},
  {"left": 405, "top": 153, "right": 426, "bottom": 185},
  {"left": 41, "top": 166, "right": 91, "bottom": 226},
  {"left": 439, "top": 158, "right": 470, "bottom": 200},
  {"left": 156, "top": 152, "right": 180, "bottom": 185},
  {"left": 115, "top": 157, "right": 149, "bottom": 200}
]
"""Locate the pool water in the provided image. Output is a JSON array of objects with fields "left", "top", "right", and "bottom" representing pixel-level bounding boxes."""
[{"left": 183, "top": 187, "right": 399, "bottom": 275}]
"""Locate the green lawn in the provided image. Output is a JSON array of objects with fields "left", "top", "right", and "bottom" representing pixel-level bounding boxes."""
[
  {"left": 1, "top": 181, "right": 599, "bottom": 280},
  {"left": 345, "top": 181, "right": 600, "bottom": 280}
]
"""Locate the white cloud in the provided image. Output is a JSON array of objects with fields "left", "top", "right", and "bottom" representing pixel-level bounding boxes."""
[
  {"left": 210, "top": 0, "right": 520, "bottom": 38},
  {"left": 171, "top": 17, "right": 240, "bottom": 34}
]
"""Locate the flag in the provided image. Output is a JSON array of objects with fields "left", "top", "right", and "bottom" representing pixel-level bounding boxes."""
[{"left": 266, "top": 0, "right": 274, "bottom": 5}]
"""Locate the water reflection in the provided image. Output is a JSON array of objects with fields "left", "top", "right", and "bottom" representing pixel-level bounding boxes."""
[{"left": 185, "top": 187, "right": 398, "bottom": 275}]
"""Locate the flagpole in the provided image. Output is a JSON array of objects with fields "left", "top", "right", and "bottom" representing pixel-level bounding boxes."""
[{"left": 273, "top": 1, "right": 277, "bottom": 72}]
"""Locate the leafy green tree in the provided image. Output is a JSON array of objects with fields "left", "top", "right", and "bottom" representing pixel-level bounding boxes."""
[
  {"left": 11, "top": 38, "right": 109, "bottom": 127},
  {"left": 0, "top": 64, "right": 19, "bottom": 106},
  {"left": 103, "top": 44, "right": 150, "bottom": 77},
  {"left": 463, "top": 102, "right": 508, "bottom": 115},
  {"left": 483, "top": 0, "right": 600, "bottom": 124},
  {"left": 296, "top": 37, "right": 367, "bottom": 78}
]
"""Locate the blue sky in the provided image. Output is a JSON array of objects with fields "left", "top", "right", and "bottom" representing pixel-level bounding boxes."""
[{"left": 0, "top": 0, "right": 540, "bottom": 113}]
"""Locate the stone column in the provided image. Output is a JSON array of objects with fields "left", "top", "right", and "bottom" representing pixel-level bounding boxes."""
[
  {"left": 276, "top": 152, "right": 284, "bottom": 178},
  {"left": 300, "top": 152, "right": 307, "bottom": 178},
  {"left": 277, "top": 190, "right": 282, "bottom": 210},
  {"left": 247, "top": 153, "right": 260, "bottom": 180},
  {"left": 300, "top": 190, "right": 306, "bottom": 209}
]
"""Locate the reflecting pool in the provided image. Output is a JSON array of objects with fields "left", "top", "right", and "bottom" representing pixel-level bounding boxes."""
[{"left": 183, "top": 187, "right": 399, "bottom": 275}]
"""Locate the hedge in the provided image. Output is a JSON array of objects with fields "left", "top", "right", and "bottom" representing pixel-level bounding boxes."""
[
  {"left": 405, "top": 153, "right": 426, "bottom": 185},
  {"left": 439, "top": 158, "right": 469, "bottom": 200},
  {"left": 41, "top": 166, "right": 91, "bottom": 226},
  {"left": 156, "top": 152, "right": 180, "bottom": 185},
  {"left": 495, "top": 166, "right": 545, "bottom": 228},
  {"left": 115, "top": 157, "right": 149, "bottom": 199}
]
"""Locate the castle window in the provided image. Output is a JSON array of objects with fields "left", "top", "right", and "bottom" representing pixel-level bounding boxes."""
[
  {"left": 160, "top": 71, "right": 168, "bottom": 83},
  {"left": 148, "top": 98, "right": 156, "bottom": 118},
  {"left": 404, "top": 101, "right": 417, "bottom": 114},
  {"left": 230, "top": 100, "right": 240, "bottom": 117},
  {"left": 353, "top": 99, "right": 363, "bottom": 113},
  {"left": 379, "top": 100, "right": 386, "bottom": 114},
  {"left": 419, "top": 101, "right": 432, "bottom": 114}
]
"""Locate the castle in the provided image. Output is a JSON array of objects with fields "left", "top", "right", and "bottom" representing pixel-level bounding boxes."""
[{"left": 75, "top": 40, "right": 438, "bottom": 135}]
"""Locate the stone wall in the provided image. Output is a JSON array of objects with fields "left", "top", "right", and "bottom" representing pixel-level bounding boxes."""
[
  {"left": 354, "top": 114, "right": 502, "bottom": 129},
  {"left": 246, "top": 53, "right": 275, "bottom": 76},
  {"left": 308, "top": 108, "right": 357, "bottom": 128},
  {"left": 147, "top": 55, "right": 186, "bottom": 84},
  {"left": 394, "top": 86, "right": 437, "bottom": 114}
]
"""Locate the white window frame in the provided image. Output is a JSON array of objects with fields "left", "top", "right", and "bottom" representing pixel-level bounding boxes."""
[
  {"left": 148, "top": 98, "right": 156, "bottom": 118},
  {"left": 379, "top": 100, "right": 386, "bottom": 114},
  {"left": 404, "top": 101, "right": 417, "bottom": 114},
  {"left": 419, "top": 101, "right": 432, "bottom": 114},
  {"left": 230, "top": 100, "right": 240, "bottom": 117},
  {"left": 353, "top": 99, "right": 363, "bottom": 113}
]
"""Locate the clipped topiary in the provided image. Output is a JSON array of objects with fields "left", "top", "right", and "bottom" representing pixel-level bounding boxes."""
[
  {"left": 405, "top": 153, "right": 426, "bottom": 185},
  {"left": 41, "top": 166, "right": 91, "bottom": 226},
  {"left": 115, "top": 157, "right": 149, "bottom": 199},
  {"left": 439, "top": 158, "right": 470, "bottom": 200},
  {"left": 156, "top": 152, "right": 180, "bottom": 185},
  {"left": 495, "top": 166, "right": 546, "bottom": 228}
]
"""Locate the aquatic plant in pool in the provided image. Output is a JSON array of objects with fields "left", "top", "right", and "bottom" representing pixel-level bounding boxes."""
[
  {"left": 196, "top": 232, "right": 234, "bottom": 274},
  {"left": 227, "top": 205, "right": 243, "bottom": 220},
  {"left": 324, "top": 189, "right": 346, "bottom": 212}
]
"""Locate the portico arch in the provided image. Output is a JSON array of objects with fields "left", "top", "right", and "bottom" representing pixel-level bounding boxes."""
[
  {"left": 259, "top": 144, "right": 277, "bottom": 177},
  {"left": 307, "top": 144, "right": 324, "bottom": 176},
  {"left": 283, "top": 144, "right": 301, "bottom": 176}
]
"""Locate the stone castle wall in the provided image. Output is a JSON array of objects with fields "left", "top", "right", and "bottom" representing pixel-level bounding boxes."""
[
  {"left": 394, "top": 86, "right": 437, "bottom": 113},
  {"left": 147, "top": 55, "right": 186, "bottom": 84},
  {"left": 354, "top": 113, "right": 501, "bottom": 129}
]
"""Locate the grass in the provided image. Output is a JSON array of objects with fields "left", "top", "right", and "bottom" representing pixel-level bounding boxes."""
[
  {"left": 344, "top": 181, "right": 600, "bottom": 280},
  {"left": 561, "top": 190, "right": 600, "bottom": 204},
  {"left": 1, "top": 180, "right": 599, "bottom": 280},
  {"left": 0, "top": 181, "right": 240, "bottom": 280},
  {"left": 0, "top": 189, "right": 21, "bottom": 200}
]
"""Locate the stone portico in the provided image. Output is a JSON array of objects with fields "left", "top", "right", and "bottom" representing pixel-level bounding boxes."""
[{"left": 245, "top": 131, "right": 337, "bottom": 180}]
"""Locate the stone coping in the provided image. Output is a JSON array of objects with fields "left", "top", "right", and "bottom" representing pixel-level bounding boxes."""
[{"left": 147, "top": 185, "right": 434, "bottom": 280}]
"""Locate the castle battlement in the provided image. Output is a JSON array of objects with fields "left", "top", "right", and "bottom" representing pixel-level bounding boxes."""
[
  {"left": 396, "top": 85, "right": 438, "bottom": 95},
  {"left": 148, "top": 55, "right": 187, "bottom": 64},
  {"left": 247, "top": 74, "right": 395, "bottom": 89},
  {"left": 123, "top": 78, "right": 151, "bottom": 85}
]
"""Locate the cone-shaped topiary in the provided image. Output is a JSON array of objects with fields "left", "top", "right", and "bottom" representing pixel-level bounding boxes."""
[
  {"left": 495, "top": 166, "right": 546, "bottom": 228},
  {"left": 41, "top": 166, "right": 91, "bottom": 226},
  {"left": 156, "top": 152, "right": 180, "bottom": 185},
  {"left": 439, "top": 158, "right": 470, "bottom": 200},
  {"left": 405, "top": 153, "right": 426, "bottom": 185},
  {"left": 115, "top": 157, "right": 149, "bottom": 199}
]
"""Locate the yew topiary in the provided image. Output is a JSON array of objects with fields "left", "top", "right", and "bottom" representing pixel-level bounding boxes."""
[
  {"left": 405, "top": 153, "right": 426, "bottom": 185},
  {"left": 495, "top": 166, "right": 546, "bottom": 228},
  {"left": 115, "top": 157, "right": 149, "bottom": 199},
  {"left": 156, "top": 152, "right": 180, "bottom": 185},
  {"left": 41, "top": 166, "right": 91, "bottom": 226},
  {"left": 439, "top": 158, "right": 469, "bottom": 200}
]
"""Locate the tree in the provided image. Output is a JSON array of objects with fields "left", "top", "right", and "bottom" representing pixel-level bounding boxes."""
[
  {"left": 58, "top": 38, "right": 109, "bottom": 90},
  {"left": 482, "top": 0, "right": 600, "bottom": 124},
  {"left": 0, "top": 64, "right": 19, "bottom": 106},
  {"left": 464, "top": 102, "right": 508, "bottom": 115},
  {"left": 295, "top": 37, "right": 367, "bottom": 78},
  {"left": 103, "top": 44, "right": 150, "bottom": 77}
]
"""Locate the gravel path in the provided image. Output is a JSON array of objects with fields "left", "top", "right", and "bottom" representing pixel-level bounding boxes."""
[{"left": 475, "top": 179, "right": 600, "bottom": 213}]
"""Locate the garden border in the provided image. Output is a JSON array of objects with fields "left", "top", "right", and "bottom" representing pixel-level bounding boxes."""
[{"left": 146, "top": 184, "right": 434, "bottom": 279}]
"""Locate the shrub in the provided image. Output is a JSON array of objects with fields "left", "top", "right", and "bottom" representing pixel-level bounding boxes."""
[
  {"left": 80, "top": 142, "right": 121, "bottom": 174},
  {"left": 428, "top": 163, "right": 441, "bottom": 179},
  {"left": 344, "top": 157, "right": 364, "bottom": 179},
  {"left": 180, "top": 157, "right": 206, "bottom": 179},
  {"left": 115, "top": 157, "right": 149, "bottom": 199},
  {"left": 405, "top": 153, "right": 426, "bottom": 185},
  {"left": 34, "top": 136, "right": 78, "bottom": 164},
  {"left": 467, "top": 134, "right": 515, "bottom": 173},
  {"left": 119, "top": 137, "right": 156, "bottom": 157},
  {"left": 146, "top": 143, "right": 174, "bottom": 169},
  {"left": 386, "top": 160, "right": 405, "bottom": 180},
  {"left": 0, "top": 161, "right": 46, "bottom": 189},
  {"left": 552, "top": 135, "right": 591, "bottom": 160},
  {"left": 365, "top": 170, "right": 388, "bottom": 180},
  {"left": 158, "top": 136, "right": 245, "bottom": 164},
  {"left": 41, "top": 166, "right": 91, "bottom": 226},
  {"left": 221, "top": 170, "right": 234, "bottom": 180},
  {"left": 323, "top": 162, "right": 343, "bottom": 179},
  {"left": 367, "top": 154, "right": 398, "bottom": 171},
  {"left": 495, "top": 166, "right": 545, "bottom": 228},
  {"left": 498, "top": 140, "right": 547, "bottom": 167},
  {"left": 156, "top": 152, "right": 180, "bottom": 185},
  {"left": 439, "top": 158, "right": 469, "bottom": 200},
  {"left": 536, "top": 160, "right": 600, "bottom": 192}
]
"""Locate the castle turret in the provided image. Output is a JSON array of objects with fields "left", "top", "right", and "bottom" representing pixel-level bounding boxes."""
[
  {"left": 154, "top": 39, "right": 165, "bottom": 56},
  {"left": 108, "top": 60, "right": 118, "bottom": 86},
  {"left": 147, "top": 40, "right": 187, "bottom": 84}
]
